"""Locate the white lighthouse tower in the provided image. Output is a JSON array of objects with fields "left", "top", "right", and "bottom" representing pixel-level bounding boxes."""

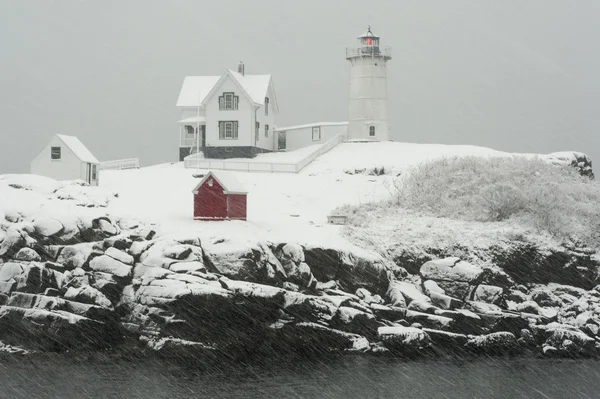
[{"left": 346, "top": 27, "right": 392, "bottom": 141}]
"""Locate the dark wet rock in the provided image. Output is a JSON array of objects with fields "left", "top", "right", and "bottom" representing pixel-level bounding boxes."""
[
  {"left": 0, "top": 305, "right": 118, "bottom": 351},
  {"left": 378, "top": 326, "right": 431, "bottom": 353},
  {"left": 64, "top": 286, "right": 112, "bottom": 308},
  {"left": 405, "top": 310, "right": 454, "bottom": 331},
  {"left": 544, "top": 326, "right": 596, "bottom": 356},
  {"left": 141, "top": 336, "right": 218, "bottom": 362},
  {"left": 471, "top": 284, "right": 504, "bottom": 306},
  {"left": 407, "top": 300, "right": 439, "bottom": 314},
  {"left": 303, "top": 245, "right": 392, "bottom": 295},
  {"left": 206, "top": 242, "right": 285, "bottom": 284},
  {"left": 273, "top": 322, "right": 369, "bottom": 353},
  {"left": 422, "top": 328, "right": 468, "bottom": 350},
  {"left": 465, "top": 332, "right": 519, "bottom": 355},
  {"left": 369, "top": 303, "right": 406, "bottom": 321},
  {"left": 530, "top": 289, "right": 562, "bottom": 307},
  {"left": 420, "top": 258, "right": 483, "bottom": 300},
  {"left": 283, "top": 292, "right": 337, "bottom": 323},
  {"left": 387, "top": 280, "right": 430, "bottom": 305},
  {"left": 507, "top": 289, "right": 528, "bottom": 304},
  {"left": 330, "top": 306, "right": 380, "bottom": 338}
]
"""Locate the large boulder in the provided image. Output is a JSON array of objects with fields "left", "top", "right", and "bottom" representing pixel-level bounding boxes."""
[
  {"left": 64, "top": 286, "right": 112, "bottom": 308},
  {"left": 32, "top": 217, "right": 64, "bottom": 238},
  {"left": 273, "top": 322, "right": 369, "bottom": 353},
  {"left": 378, "top": 326, "right": 431, "bottom": 353},
  {"left": 420, "top": 258, "right": 483, "bottom": 300},
  {"left": 303, "top": 245, "right": 393, "bottom": 295},
  {"left": 89, "top": 255, "right": 132, "bottom": 279},
  {"left": 0, "top": 228, "right": 26, "bottom": 258},
  {"left": 56, "top": 243, "right": 103, "bottom": 269},
  {"left": 386, "top": 281, "right": 430, "bottom": 305},
  {"left": 204, "top": 241, "right": 285, "bottom": 283},
  {"left": 273, "top": 243, "right": 316, "bottom": 288},
  {"left": 330, "top": 306, "right": 380, "bottom": 338},
  {"left": 465, "top": 332, "right": 519, "bottom": 355},
  {"left": 0, "top": 306, "right": 117, "bottom": 351}
]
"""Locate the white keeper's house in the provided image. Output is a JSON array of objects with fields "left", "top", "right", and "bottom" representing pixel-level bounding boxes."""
[{"left": 175, "top": 27, "right": 391, "bottom": 161}]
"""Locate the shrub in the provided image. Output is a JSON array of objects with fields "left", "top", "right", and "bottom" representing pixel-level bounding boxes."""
[{"left": 377, "top": 155, "right": 600, "bottom": 248}]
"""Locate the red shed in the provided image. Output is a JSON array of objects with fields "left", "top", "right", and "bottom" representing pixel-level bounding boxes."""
[{"left": 192, "top": 170, "right": 248, "bottom": 221}]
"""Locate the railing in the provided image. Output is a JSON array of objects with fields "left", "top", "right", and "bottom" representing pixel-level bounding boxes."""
[
  {"left": 346, "top": 46, "right": 392, "bottom": 59},
  {"left": 184, "top": 134, "right": 346, "bottom": 173},
  {"left": 100, "top": 158, "right": 140, "bottom": 170}
]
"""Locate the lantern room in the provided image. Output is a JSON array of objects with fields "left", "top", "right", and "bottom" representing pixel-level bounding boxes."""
[{"left": 358, "top": 27, "right": 380, "bottom": 56}]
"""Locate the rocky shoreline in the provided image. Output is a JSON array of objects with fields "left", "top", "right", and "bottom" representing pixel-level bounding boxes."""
[{"left": 2, "top": 209, "right": 600, "bottom": 363}]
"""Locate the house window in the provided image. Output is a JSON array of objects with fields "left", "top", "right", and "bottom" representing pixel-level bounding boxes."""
[
  {"left": 255, "top": 122, "right": 260, "bottom": 141},
  {"left": 265, "top": 124, "right": 269, "bottom": 138},
  {"left": 265, "top": 97, "right": 269, "bottom": 116},
  {"left": 92, "top": 164, "right": 97, "bottom": 180},
  {"left": 312, "top": 127, "right": 321, "bottom": 141},
  {"left": 51, "top": 146, "right": 61, "bottom": 160},
  {"left": 185, "top": 125, "right": 195, "bottom": 135},
  {"left": 219, "top": 92, "right": 239, "bottom": 110},
  {"left": 218, "top": 121, "right": 239, "bottom": 139},
  {"left": 369, "top": 126, "right": 376, "bottom": 137}
]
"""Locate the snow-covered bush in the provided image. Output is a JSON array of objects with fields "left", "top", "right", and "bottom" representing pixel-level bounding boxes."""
[{"left": 339, "top": 156, "right": 600, "bottom": 248}]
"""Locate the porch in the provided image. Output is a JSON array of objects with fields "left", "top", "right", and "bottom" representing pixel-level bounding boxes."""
[{"left": 177, "top": 116, "right": 206, "bottom": 149}]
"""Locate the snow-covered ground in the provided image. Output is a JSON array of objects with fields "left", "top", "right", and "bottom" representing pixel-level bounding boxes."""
[{"left": 0, "top": 141, "right": 571, "bottom": 254}]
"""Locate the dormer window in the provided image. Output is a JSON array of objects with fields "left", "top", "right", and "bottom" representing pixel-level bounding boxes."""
[
  {"left": 51, "top": 146, "right": 61, "bottom": 160},
  {"left": 265, "top": 97, "right": 269, "bottom": 116},
  {"left": 219, "top": 92, "right": 239, "bottom": 110}
]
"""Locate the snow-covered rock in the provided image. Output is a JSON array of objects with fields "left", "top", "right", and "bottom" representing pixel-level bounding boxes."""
[
  {"left": 32, "top": 217, "right": 64, "bottom": 237},
  {"left": 89, "top": 255, "right": 132, "bottom": 279},
  {"left": 105, "top": 247, "right": 133, "bottom": 265},
  {"left": 378, "top": 326, "right": 431, "bottom": 352}
]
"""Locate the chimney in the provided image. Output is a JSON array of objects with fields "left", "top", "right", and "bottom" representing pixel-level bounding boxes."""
[{"left": 238, "top": 61, "right": 245, "bottom": 76}]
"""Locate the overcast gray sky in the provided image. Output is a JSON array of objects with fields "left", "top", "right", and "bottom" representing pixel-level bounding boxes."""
[{"left": 1, "top": 0, "right": 599, "bottom": 173}]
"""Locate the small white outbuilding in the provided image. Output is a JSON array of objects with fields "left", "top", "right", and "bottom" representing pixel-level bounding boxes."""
[{"left": 31, "top": 134, "right": 100, "bottom": 186}]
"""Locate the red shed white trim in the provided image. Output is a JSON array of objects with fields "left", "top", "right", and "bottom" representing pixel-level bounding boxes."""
[{"left": 192, "top": 170, "right": 248, "bottom": 221}]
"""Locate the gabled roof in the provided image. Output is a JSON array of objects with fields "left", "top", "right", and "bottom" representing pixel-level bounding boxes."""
[
  {"left": 177, "top": 69, "right": 275, "bottom": 110},
  {"left": 56, "top": 134, "right": 99, "bottom": 164},
  {"left": 192, "top": 170, "right": 248, "bottom": 195},
  {"left": 176, "top": 75, "right": 221, "bottom": 107}
]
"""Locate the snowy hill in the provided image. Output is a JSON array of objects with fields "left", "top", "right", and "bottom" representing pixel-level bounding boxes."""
[
  {"left": 2, "top": 141, "right": 589, "bottom": 256},
  {"left": 98, "top": 142, "right": 517, "bottom": 249}
]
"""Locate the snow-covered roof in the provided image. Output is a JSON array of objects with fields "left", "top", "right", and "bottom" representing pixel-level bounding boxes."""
[
  {"left": 177, "top": 116, "right": 207, "bottom": 124},
  {"left": 56, "top": 135, "right": 99, "bottom": 164},
  {"left": 228, "top": 70, "right": 271, "bottom": 105},
  {"left": 176, "top": 76, "right": 221, "bottom": 107},
  {"left": 358, "top": 27, "right": 379, "bottom": 39},
  {"left": 274, "top": 122, "right": 348, "bottom": 132},
  {"left": 192, "top": 170, "right": 248, "bottom": 195},
  {"left": 176, "top": 70, "right": 272, "bottom": 108}
]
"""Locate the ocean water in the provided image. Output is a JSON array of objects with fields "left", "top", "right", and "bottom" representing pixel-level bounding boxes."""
[{"left": 1, "top": 356, "right": 598, "bottom": 399}]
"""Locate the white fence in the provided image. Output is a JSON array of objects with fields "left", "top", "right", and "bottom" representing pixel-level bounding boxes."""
[
  {"left": 183, "top": 134, "right": 345, "bottom": 173},
  {"left": 100, "top": 158, "right": 140, "bottom": 171}
]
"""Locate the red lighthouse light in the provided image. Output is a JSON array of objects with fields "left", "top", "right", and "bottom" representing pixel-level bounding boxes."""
[{"left": 366, "top": 38, "right": 372, "bottom": 45}]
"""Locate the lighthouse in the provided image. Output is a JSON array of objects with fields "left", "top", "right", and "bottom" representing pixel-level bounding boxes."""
[{"left": 346, "top": 27, "right": 392, "bottom": 141}]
